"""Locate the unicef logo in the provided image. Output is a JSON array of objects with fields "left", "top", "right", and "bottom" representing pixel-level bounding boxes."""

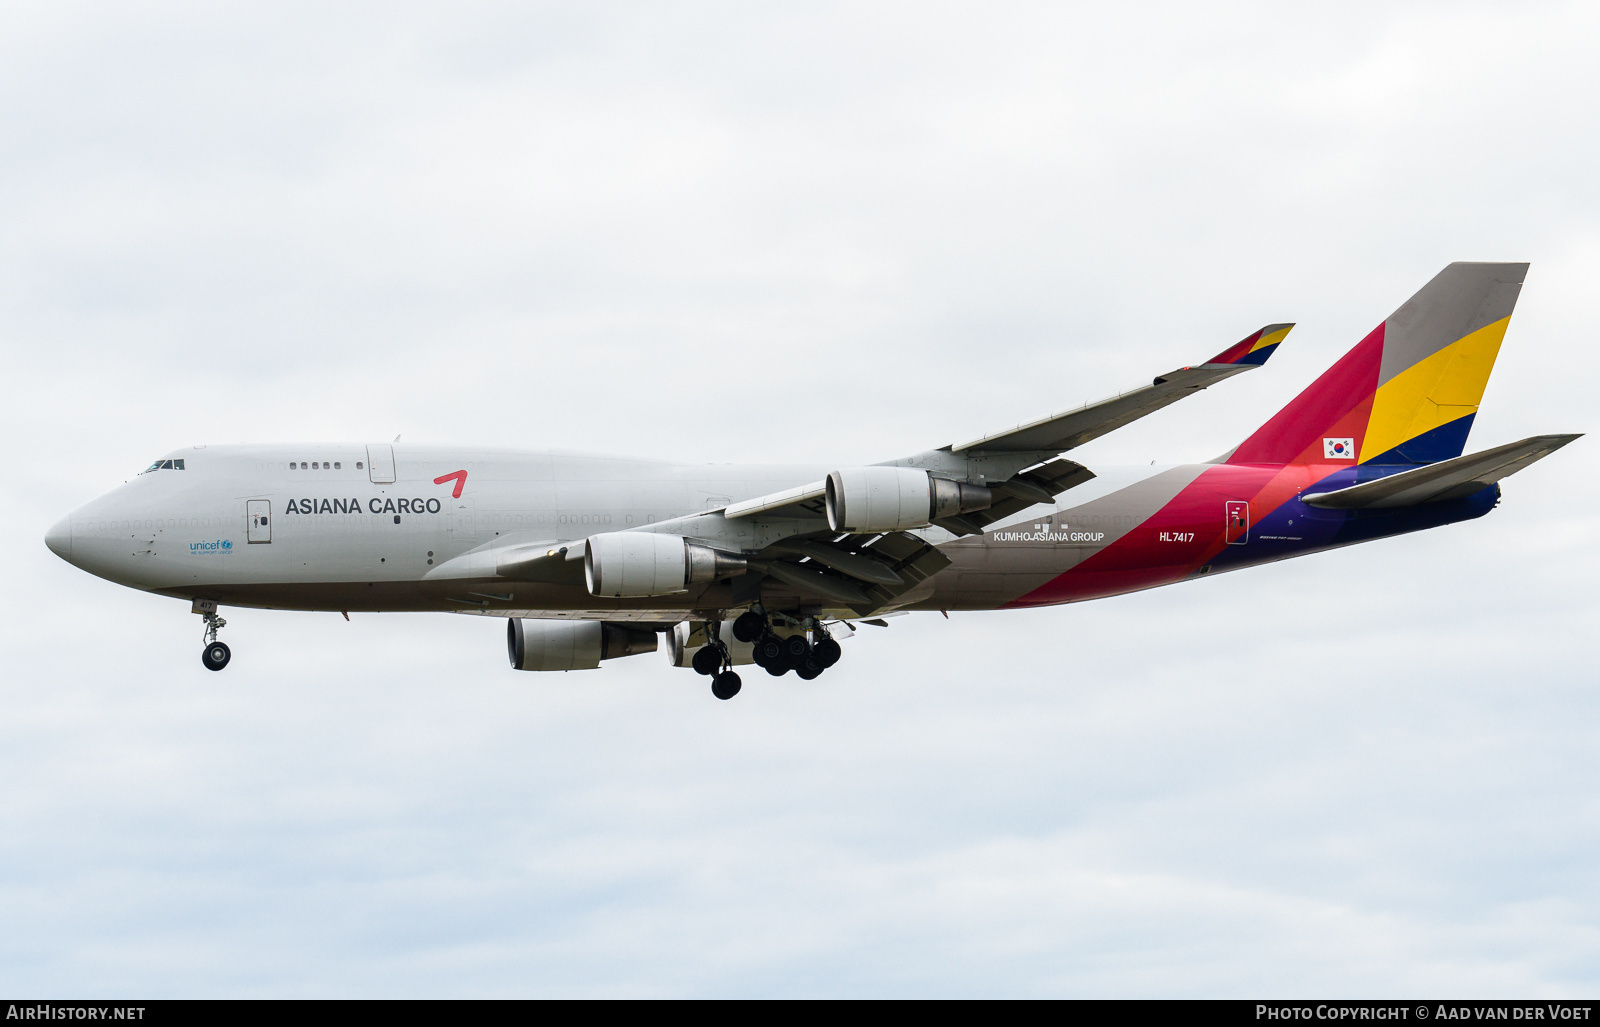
[{"left": 221, "top": 539, "right": 233, "bottom": 550}]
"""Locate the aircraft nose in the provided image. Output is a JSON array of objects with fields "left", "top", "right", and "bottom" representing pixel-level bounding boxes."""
[{"left": 44, "top": 515, "right": 72, "bottom": 562}]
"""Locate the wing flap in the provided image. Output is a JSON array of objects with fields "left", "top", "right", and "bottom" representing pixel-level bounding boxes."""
[
  {"left": 761, "top": 559, "right": 873, "bottom": 606},
  {"left": 933, "top": 457, "right": 1096, "bottom": 535},
  {"left": 1301, "top": 434, "right": 1581, "bottom": 509},
  {"left": 753, "top": 530, "right": 951, "bottom": 615},
  {"left": 847, "top": 531, "right": 952, "bottom": 616}
]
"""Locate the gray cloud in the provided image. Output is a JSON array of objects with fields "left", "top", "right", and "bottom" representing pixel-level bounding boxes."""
[{"left": 2, "top": 0, "right": 1597, "bottom": 996}]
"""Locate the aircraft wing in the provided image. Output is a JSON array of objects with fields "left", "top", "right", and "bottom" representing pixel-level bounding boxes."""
[
  {"left": 458, "top": 326, "right": 1295, "bottom": 614},
  {"left": 953, "top": 324, "right": 1293, "bottom": 455},
  {"left": 723, "top": 481, "right": 826, "bottom": 520},
  {"left": 722, "top": 326, "right": 1290, "bottom": 525},
  {"left": 1301, "top": 434, "right": 1582, "bottom": 509},
  {"left": 725, "top": 457, "right": 1095, "bottom": 612}
]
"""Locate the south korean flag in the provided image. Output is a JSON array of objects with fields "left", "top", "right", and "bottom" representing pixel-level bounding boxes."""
[{"left": 1323, "top": 437, "right": 1356, "bottom": 460}]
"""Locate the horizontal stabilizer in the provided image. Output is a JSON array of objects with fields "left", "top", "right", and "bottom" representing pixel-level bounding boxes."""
[{"left": 1301, "top": 434, "right": 1581, "bottom": 509}]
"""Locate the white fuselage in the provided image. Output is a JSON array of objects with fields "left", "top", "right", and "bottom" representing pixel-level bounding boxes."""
[{"left": 46, "top": 443, "right": 1190, "bottom": 619}]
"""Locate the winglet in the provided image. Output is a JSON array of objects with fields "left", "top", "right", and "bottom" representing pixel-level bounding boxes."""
[{"left": 1206, "top": 323, "right": 1294, "bottom": 366}]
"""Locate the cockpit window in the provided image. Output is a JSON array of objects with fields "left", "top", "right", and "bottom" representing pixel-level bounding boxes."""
[{"left": 139, "top": 459, "right": 185, "bottom": 474}]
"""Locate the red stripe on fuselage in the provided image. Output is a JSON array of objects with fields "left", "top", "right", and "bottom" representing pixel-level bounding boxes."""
[{"left": 1001, "top": 462, "right": 1328, "bottom": 607}]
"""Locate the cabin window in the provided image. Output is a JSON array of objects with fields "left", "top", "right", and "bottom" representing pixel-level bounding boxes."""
[{"left": 334, "top": 462, "right": 341, "bottom": 469}]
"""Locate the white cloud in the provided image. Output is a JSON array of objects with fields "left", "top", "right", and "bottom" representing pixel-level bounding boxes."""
[{"left": 1, "top": 0, "right": 1597, "bottom": 996}]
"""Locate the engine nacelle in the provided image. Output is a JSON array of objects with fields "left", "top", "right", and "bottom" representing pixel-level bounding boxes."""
[
  {"left": 825, "top": 467, "right": 992, "bottom": 533},
  {"left": 506, "top": 618, "right": 659, "bottom": 671},
  {"left": 665, "top": 621, "right": 756, "bottom": 668},
  {"left": 584, "top": 531, "right": 747, "bottom": 598}
]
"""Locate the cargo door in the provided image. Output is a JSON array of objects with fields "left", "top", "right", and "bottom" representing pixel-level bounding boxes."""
[
  {"left": 366, "top": 444, "right": 396, "bottom": 484},
  {"left": 1224, "top": 500, "right": 1250, "bottom": 545},
  {"left": 246, "top": 500, "right": 271, "bottom": 543},
  {"left": 448, "top": 498, "right": 476, "bottom": 543}
]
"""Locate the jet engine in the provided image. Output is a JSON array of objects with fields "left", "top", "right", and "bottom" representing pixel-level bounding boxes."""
[
  {"left": 584, "top": 530, "right": 748, "bottom": 598},
  {"left": 825, "top": 467, "right": 992, "bottom": 533},
  {"left": 506, "top": 618, "right": 659, "bottom": 671}
]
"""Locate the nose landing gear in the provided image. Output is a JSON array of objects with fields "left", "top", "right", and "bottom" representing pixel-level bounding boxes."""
[
  {"left": 194, "top": 599, "right": 230, "bottom": 671},
  {"left": 202, "top": 639, "right": 231, "bottom": 671}
]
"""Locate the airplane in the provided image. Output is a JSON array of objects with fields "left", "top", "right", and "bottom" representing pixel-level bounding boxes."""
[{"left": 43, "top": 262, "right": 1580, "bottom": 700}]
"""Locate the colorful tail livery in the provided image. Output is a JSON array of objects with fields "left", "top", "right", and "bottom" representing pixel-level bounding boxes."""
[
  {"left": 1230, "top": 262, "right": 1524, "bottom": 467},
  {"left": 1001, "top": 261, "right": 1578, "bottom": 612}
]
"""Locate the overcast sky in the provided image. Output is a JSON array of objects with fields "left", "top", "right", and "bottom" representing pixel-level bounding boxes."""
[{"left": 3, "top": 1, "right": 1598, "bottom": 997}]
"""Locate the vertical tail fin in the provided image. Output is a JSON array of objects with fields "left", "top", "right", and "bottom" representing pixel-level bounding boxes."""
[{"left": 1228, "top": 262, "right": 1527, "bottom": 466}]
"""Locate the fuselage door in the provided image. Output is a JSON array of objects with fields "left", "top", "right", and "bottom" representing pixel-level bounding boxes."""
[
  {"left": 1224, "top": 500, "right": 1249, "bottom": 545},
  {"left": 247, "top": 500, "right": 272, "bottom": 544},
  {"left": 367, "top": 444, "right": 396, "bottom": 484},
  {"left": 448, "top": 498, "right": 476, "bottom": 543}
]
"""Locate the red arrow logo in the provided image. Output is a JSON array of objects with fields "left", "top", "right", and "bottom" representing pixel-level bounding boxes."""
[{"left": 433, "top": 470, "right": 468, "bottom": 498}]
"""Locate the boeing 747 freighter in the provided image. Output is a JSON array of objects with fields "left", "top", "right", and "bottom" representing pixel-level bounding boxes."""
[{"left": 44, "top": 263, "right": 1579, "bottom": 698}]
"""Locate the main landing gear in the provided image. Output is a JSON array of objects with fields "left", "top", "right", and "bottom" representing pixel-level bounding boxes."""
[
  {"left": 195, "top": 599, "right": 230, "bottom": 671},
  {"left": 735, "top": 609, "right": 841, "bottom": 684},
  {"left": 690, "top": 608, "right": 846, "bottom": 700},
  {"left": 691, "top": 618, "right": 743, "bottom": 701}
]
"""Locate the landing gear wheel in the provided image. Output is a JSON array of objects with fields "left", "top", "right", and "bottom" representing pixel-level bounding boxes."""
[
  {"left": 782, "top": 635, "right": 811, "bottom": 667},
  {"left": 201, "top": 641, "right": 231, "bottom": 672},
  {"left": 812, "top": 637, "right": 842, "bottom": 668},
  {"left": 691, "top": 645, "right": 722, "bottom": 676},
  {"left": 732, "top": 611, "right": 765, "bottom": 643},
  {"left": 795, "top": 658, "right": 822, "bottom": 680},
  {"left": 753, "top": 635, "right": 785, "bottom": 668},
  {"left": 711, "top": 671, "right": 742, "bottom": 700},
  {"left": 765, "top": 662, "right": 788, "bottom": 677}
]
